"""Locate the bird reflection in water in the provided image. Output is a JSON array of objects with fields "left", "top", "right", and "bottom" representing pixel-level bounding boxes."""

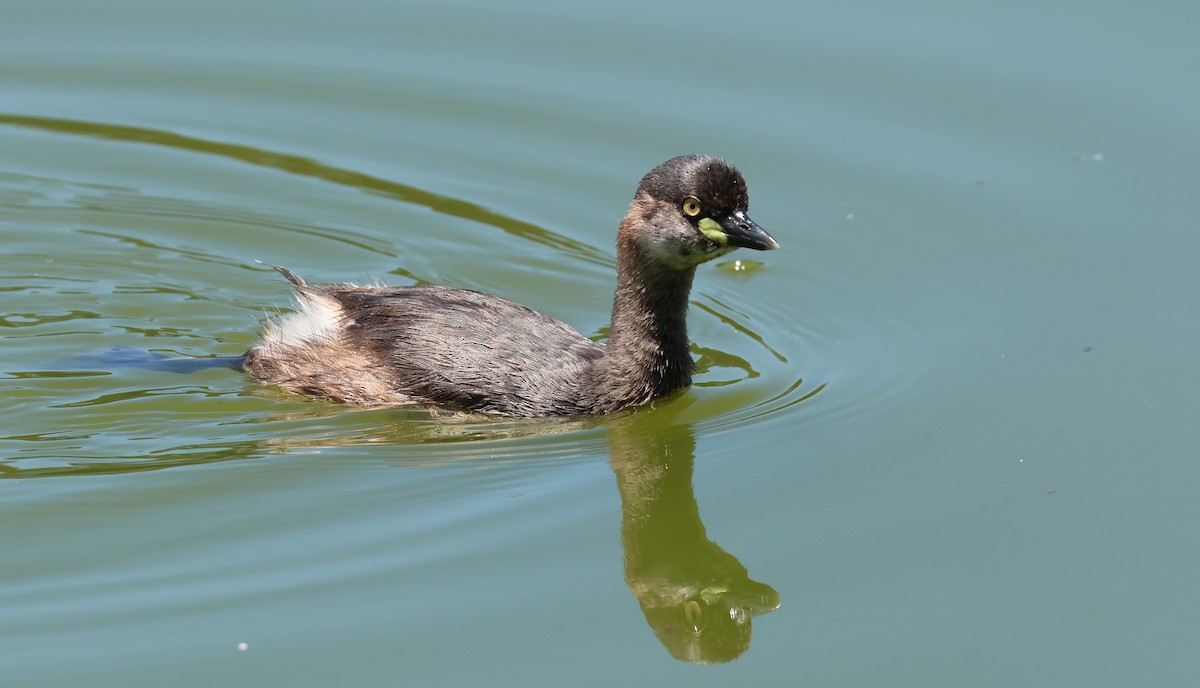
[{"left": 607, "top": 406, "right": 780, "bottom": 663}]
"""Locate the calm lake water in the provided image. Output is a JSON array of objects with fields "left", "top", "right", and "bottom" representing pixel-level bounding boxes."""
[{"left": 3, "top": 0, "right": 1199, "bottom": 685}]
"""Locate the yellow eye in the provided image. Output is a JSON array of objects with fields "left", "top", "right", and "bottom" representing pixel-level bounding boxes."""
[{"left": 682, "top": 196, "right": 703, "bottom": 218}]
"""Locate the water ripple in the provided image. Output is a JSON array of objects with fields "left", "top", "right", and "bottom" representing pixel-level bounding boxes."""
[
  {"left": 0, "top": 114, "right": 612, "bottom": 267},
  {"left": 0, "top": 113, "right": 841, "bottom": 476}
]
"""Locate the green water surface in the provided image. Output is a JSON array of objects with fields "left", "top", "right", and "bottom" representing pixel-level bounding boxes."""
[{"left": 3, "top": 1, "right": 1198, "bottom": 686}]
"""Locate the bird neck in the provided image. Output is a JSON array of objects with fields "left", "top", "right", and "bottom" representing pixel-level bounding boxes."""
[{"left": 590, "top": 234, "right": 696, "bottom": 412}]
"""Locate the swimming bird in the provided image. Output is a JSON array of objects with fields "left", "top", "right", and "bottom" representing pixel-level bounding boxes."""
[{"left": 241, "top": 155, "right": 778, "bottom": 416}]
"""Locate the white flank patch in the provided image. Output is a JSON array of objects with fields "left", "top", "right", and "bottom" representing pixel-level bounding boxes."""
[{"left": 260, "top": 292, "right": 343, "bottom": 349}]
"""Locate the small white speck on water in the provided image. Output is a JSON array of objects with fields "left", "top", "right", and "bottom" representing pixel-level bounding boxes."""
[
  {"left": 846, "top": 212, "right": 855, "bottom": 221},
  {"left": 733, "top": 260, "right": 745, "bottom": 271},
  {"left": 237, "top": 642, "right": 249, "bottom": 652}
]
